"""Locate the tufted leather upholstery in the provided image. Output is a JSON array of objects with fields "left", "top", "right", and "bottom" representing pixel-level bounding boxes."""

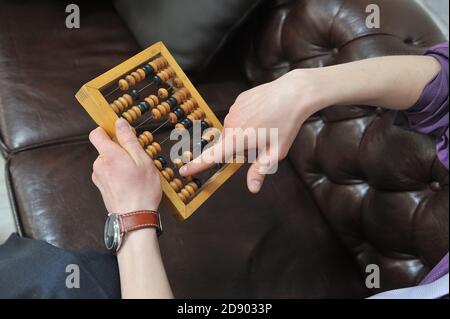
[
  {"left": 244, "top": 0, "right": 448, "bottom": 292},
  {"left": 0, "top": 0, "right": 447, "bottom": 298}
]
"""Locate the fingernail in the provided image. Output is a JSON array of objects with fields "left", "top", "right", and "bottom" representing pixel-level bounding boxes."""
[
  {"left": 179, "top": 166, "right": 186, "bottom": 175},
  {"left": 116, "top": 118, "right": 129, "bottom": 132},
  {"left": 250, "top": 180, "right": 262, "bottom": 193}
]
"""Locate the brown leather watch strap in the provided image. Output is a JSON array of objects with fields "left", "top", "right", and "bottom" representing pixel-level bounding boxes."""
[{"left": 118, "top": 210, "right": 162, "bottom": 235}]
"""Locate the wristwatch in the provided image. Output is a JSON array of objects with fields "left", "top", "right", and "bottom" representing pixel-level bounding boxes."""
[{"left": 104, "top": 210, "right": 163, "bottom": 253}]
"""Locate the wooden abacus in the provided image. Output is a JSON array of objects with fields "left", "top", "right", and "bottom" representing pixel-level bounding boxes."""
[{"left": 76, "top": 42, "right": 242, "bottom": 220}]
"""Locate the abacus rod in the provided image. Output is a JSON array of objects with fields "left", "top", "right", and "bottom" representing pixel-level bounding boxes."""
[
  {"left": 158, "top": 135, "right": 171, "bottom": 145},
  {"left": 104, "top": 86, "right": 120, "bottom": 98}
]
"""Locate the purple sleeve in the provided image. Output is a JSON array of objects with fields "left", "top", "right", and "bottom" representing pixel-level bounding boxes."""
[{"left": 394, "top": 42, "right": 449, "bottom": 170}]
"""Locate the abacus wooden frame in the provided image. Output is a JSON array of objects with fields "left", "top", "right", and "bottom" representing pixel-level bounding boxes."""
[{"left": 75, "top": 41, "right": 242, "bottom": 220}]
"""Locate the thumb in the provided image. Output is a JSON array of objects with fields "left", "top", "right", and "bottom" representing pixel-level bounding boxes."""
[
  {"left": 247, "top": 147, "right": 279, "bottom": 193},
  {"left": 115, "top": 118, "right": 147, "bottom": 164}
]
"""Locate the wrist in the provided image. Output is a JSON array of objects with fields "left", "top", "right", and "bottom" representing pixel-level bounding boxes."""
[
  {"left": 118, "top": 228, "right": 158, "bottom": 256},
  {"left": 112, "top": 200, "right": 160, "bottom": 215},
  {"left": 284, "top": 69, "right": 330, "bottom": 117}
]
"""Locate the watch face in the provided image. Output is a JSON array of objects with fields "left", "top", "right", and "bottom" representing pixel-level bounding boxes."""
[{"left": 104, "top": 214, "right": 120, "bottom": 252}]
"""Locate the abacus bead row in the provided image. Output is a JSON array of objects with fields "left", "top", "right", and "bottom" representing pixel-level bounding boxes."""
[
  {"left": 160, "top": 167, "right": 175, "bottom": 181},
  {"left": 154, "top": 67, "right": 176, "bottom": 84},
  {"left": 174, "top": 109, "right": 212, "bottom": 130},
  {"left": 145, "top": 142, "right": 161, "bottom": 158},
  {"left": 151, "top": 88, "right": 190, "bottom": 120},
  {"left": 138, "top": 131, "right": 154, "bottom": 147},
  {"left": 169, "top": 98, "right": 198, "bottom": 123},
  {"left": 172, "top": 88, "right": 190, "bottom": 104},
  {"left": 178, "top": 180, "right": 201, "bottom": 203},
  {"left": 118, "top": 57, "right": 168, "bottom": 90},
  {"left": 170, "top": 178, "right": 184, "bottom": 192},
  {"left": 121, "top": 95, "right": 159, "bottom": 123},
  {"left": 148, "top": 56, "right": 168, "bottom": 73},
  {"left": 109, "top": 94, "right": 133, "bottom": 114}
]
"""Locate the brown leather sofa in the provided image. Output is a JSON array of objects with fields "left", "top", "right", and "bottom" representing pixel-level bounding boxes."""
[{"left": 0, "top": 0, "right": 448, "bottom": 298}]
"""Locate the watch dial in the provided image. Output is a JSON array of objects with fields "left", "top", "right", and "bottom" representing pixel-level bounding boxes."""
[{"left": 104, "top": 215, "right": 118, "bottom": 251}]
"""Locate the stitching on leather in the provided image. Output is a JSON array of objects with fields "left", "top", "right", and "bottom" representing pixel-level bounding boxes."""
[
  {"left": 121, "top": 211, "right": 157, "bottom": 217},
  {"left": 127, "top": 223, "right": 159, "bottom": 231}
]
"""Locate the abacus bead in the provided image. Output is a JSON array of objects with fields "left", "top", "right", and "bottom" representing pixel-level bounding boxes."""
[
  {"left": 174, "top": 107, "right": 185, "bottom": 119},
  {"left": 201, "top": 120, "right": 209, "bottom": 131},
  {"left": 180, "top": 188, "right": 190, "bottom": 198},
  {"left": 193, "top": 179, "right": 202, "bottom": 188},
  {"left": 145, "top": 148, "right": 154, "bottom": 158},
  {"left": 118, "top": 79, "right": 129, "bottom": 90},
  {"left": 161, "top": 170, "right": 171, "bottom": 181},
  {"left": 145, "top": 98, "right": 155, "bottom": 108},
  {"left": 143, "top": 131, "right": 153, "bottom": 142},
  {"left": 126, "top": 75, "right": 136, "bottom": 86},
  {"left": 131, "top": 106, "right": 142, "bottom": 117},
  {"left": 118, "top": 97, "right": 129, "bottom": 108},
  {"left": 178, "top": 192, "right": 187, "bottom": 203},
  {"left": 203, "top": 132, "right": 214, "bottom": 142},
  {"left": 131, "top": 89, "right": 140, "bottom": 101},
  {"left": 158, "top": 88, "right": 169, "bottom": 100},
  {"left": 173, "top": 78, "right": 183, "bottom": 88},
  {"left": 150, "top": 95, "right": 159, "bottom": 106},
  {"left": 131, "top": 71, "right": 141, "bottom": 82},
  {"left": 165, "top": 167, "right": 174, "bottom": 179},
  {"left": 155, "top": 156, "right": 167, "bottom": 168},
  {"left": 166, "top": 97, "right": 177, "bottom": 108},
  {"left": 122, "top": 112, "right": 133, "bottom": 123},
  {"left": 151, "top": 108, "right": 162, "bottom": 120},
  {"left": 173, "top": 158, "right": 183, "bottom": 168},
  {"left": 170, "top": 180, "right": 181, "bottom": 191},
  {"left": 174, "top": 178, "right": 183, "bottom": 189},
  {"left": 183, "top": 151, "right": 193, "bottom": 162},
  {"left": 138, "top": 102, "right": 148, "bottom": 113},
  {"left": 113, "top": 100, "right": 124, "bottom": 111},
  {"left": 188, "top": 181, "right": 199, "bottom": 191},
  {"left": 154, "top": 160, "right": 163, "bottom": 170},
  {"left": 175, "top": 123, "right": 185, "bottom": 129},
  {"left": 157, "top": 104, "right": 167, "bottom": 115},
  {"left": 169, "top": 113, "right": 178, "bottom": 124},
  {"left": 123, "top": 94, "right": 133, "bottom": 105},
  {"left": 199, "top": 138, "right": 209, "bottom": 149},
  {"left": 181, "top": 118, "right": 193, "bottom": 129},
  {"left": 137, "top": 69, "right": 146, "bottom": 80},
  {"left": 110, "top": 103, "right": 120, "bottom": 114},
  {"left": 153, "top": 75, "right": 162, "bottom": 86},
  {"left": 151, "top": 142, "right": 161, "bottom": 153},
  {"left": 185, "top": 184, "right": 195, "bottom": 196},
  {"left": 149, "top": 61, "right": 157, "bottom": 71},
  {"left": 147, "top": 145, "right": 157, "bottom": 156},
  {"left": 158, "top": 70, "right": 168, "bottom": 82},
  {"left": 161, "top": 102, "right": 171, "bottom": 113},
  {"left": 143, "top": 64, "right": 154, "bottom": 76}
]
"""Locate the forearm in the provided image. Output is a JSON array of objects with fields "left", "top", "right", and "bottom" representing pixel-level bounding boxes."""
[
  {"left": 305, "top": 55, "right": 442, "bottom": 113},
  {"left": 117, "top": 228, "right": 173, "bottom": 299}
]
